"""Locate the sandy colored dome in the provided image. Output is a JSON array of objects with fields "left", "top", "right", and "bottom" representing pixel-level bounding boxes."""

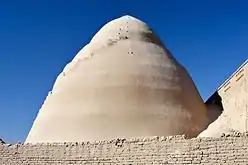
[{"left": 26, "top": 15, "right": 209, "bottom": 143}]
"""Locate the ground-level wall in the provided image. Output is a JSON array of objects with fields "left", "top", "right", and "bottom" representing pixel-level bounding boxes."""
[{"left": 1, "top": 133, "right": 248, "bottom": 165}]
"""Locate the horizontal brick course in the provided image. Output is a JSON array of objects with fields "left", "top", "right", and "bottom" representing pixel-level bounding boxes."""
[{"left": 1, "top": 133, "right": 248, "bottom": 164}]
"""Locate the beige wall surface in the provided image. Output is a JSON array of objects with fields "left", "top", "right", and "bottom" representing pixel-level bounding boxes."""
[
  {"left": 2, "top": 134, "right": 248, "bottom": 164},
  {"left": 218, "top": 61, "right": 248, "bottom": 132},
  {"left": 199, "top": 60, "right": 248, "bottom": 137}
]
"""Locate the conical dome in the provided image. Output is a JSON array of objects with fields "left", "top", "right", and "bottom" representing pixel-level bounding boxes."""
[{"left": 26, "top": 15, "right": 209, "bottom": 143}]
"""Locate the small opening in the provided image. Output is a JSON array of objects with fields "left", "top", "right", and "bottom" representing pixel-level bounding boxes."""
[
  {"left": 224, "top": 86, "right": 231, "bottom": 92},
  {"left": 236, "top": 74, "right": 244, "bottom": 82},
  {"left": 223, "top": 81, "right": 230, "bottom": 88}
]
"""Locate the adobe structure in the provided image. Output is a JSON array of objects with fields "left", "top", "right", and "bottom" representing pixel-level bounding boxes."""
[
  {"left": 25, "top": 15, "right": 209, "bottom": 143},
  {"left": 1, "top": 16, "right": 248, "bottom": 164},
  {"left": 199, "top": 59, "right": 248, "bottom": 138}
]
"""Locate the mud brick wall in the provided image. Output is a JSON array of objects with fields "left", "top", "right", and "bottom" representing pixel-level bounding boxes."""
[
  {"left": 1, "top": 133, "right": 248, "bottom": 165},
  {"left": 217, "top": 61, "right": 248, "bottom": 132}
]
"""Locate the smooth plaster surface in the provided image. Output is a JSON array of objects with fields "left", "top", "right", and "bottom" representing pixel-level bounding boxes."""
[
  {"left": 26, "top": 15, "right": 209, "bottom": 143},
  {"left": 198, "top": 61, "right": 248, "bottom": 137}
]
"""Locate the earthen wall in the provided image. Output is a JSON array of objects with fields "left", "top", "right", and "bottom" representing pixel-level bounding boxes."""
[
  {"left": 217, "top": 60, "right": 248, "bottom": 132},
  {"left": 1, "top": 134, "right": 248, "bottom": 164}
]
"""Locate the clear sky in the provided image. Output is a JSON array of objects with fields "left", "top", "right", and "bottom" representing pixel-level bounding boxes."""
[{"left": 0, "top": 0, "right": 247, "bottom": 143}]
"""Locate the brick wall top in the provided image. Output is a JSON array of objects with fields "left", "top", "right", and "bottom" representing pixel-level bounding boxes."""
[{"left": 2, "top": 131, "right": 248, "bottom": 147}]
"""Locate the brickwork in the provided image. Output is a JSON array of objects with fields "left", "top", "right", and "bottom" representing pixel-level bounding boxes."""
[{"left": 1, "top": 133, "right": 248, "bottom": 164}]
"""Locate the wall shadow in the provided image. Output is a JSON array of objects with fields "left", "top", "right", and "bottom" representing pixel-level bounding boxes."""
[{"left": 205, "top": 91, "right": 224, "bottom": 124}]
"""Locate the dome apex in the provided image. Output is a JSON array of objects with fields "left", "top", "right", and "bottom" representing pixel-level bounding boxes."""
[{"left": 120, "top": 15, "right": 138, "bottom": 19}]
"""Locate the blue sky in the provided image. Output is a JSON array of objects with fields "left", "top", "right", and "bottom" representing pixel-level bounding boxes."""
[{"left": 0, "top": 0, "right": 247, "bottom": 143}]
